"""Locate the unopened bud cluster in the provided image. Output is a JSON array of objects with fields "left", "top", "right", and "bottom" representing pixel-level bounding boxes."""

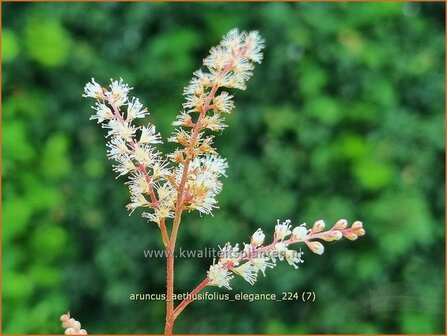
[
  {"left": 207, "top": 219, "right": 365, "bottom": 289},
  {"left": 60, "top": 312, "right": 87, "bottom": 335}
]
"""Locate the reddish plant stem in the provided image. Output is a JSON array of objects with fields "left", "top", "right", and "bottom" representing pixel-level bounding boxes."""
[
  {"left": 169, "top": 83, "right": 219, "bottom": 245},
  {"left": 159, "top": 218, "right": 170, "bottom": 247},
  {"left": 173, "top": 278, "right": 211, "bottom": 319},
  {"left": 164, "top": 84, "right": 220, "bottom": 336},
  {"left": 165, "top": 61, "right": 238, "bottom": 334},
  {"left": 164, "top": 244, "right": 175, "bottom": 335}
]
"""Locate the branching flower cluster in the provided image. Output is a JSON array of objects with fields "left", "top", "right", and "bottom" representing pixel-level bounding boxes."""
[
  {"left": 82, "top": 29, "right": 264, "bottom": 226},
  {"left": 206, "top": 219, "right": 366, "bottom": 290},
  {"left": 83, "top": 77, "right": 170, "bottom": 223},
  {"left": 68, "top": 28, "right": 365, "bottom": 335}
]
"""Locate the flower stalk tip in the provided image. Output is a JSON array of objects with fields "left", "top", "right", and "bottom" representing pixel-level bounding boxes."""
[{"left": 60, "top": 312, "right": 87, "bottom": 335}]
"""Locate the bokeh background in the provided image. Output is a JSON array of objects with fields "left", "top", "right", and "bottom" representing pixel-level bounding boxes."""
[{"left": 2, "top": 2, "right": 445, "bottom": 334}]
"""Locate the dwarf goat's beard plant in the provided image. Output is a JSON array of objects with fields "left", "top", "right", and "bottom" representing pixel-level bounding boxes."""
[{"left": 62, "top": 29, "right": 365, "bottom": 335}]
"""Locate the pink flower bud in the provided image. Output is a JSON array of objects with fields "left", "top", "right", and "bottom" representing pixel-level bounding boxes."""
[
  {"left": 333, "top": 219, "right": 348, "bottom": 230},
  {"left": 312, "top": 220, "right": 325, "bottom": 233},
  {"left": 291, "top": 226, "right": 308, "bottom": 241},
  {"left": 307, "top": 241, "right": 324, "bottom": 255},
  {"left": 65, "top": 328, "right": 76, "bottom": 335},
  {"left": 356, "top": 228, "right": 366, "bottom": 236},
  {"left": 60, "top": 314, "right": 70, "bottom": 322},
  {"left": 344, "top": 232, "right": 358, "bottom": 241},
  {"left": 73, "top": 321, "right": 81, "bottom": 330},
  {"left": 322, "top": 230, "right": 343, "bottom": 241},
  {"left": 352, "top": 221, "right": 363, "bottom": 229}
]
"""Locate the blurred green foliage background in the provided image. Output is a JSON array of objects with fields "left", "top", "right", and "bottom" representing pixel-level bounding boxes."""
[{"left": 2, "top": 2, "right": 445, "bottom": 334}]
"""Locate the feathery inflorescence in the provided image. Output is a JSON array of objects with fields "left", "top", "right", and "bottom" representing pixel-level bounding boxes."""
[{"left": 83, "top": 29, "right": 265, "bottom": 223}]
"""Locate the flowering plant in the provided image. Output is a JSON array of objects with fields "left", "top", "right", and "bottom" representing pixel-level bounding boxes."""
[{"left": 62, "top": 28, "right": 365, "bottom": 335}]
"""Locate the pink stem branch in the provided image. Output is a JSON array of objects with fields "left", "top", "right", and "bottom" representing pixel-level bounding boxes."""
[{"left": 173, "top": 278, "right": 212, "bottom": 319}]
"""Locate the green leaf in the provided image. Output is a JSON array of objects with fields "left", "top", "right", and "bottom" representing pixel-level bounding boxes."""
[
  {"left": 41, "top": 133, "right": 71, "bottom": 179},
  {"left": 31, "top": 223, "right": 67, "bottom": 260},
  {"left": 2, "top": 121, "right": 36, "bottom": 163},
  {"left": 335, "top": 134, "right": 369, "bottom": 160},
  {"left": 2, "top": 29, "right": 20, "bottom": 62},
  {"left": 2, "top": 197, "right": 33, "bottom": 241},
  {"left": 353, "top": 158, "right": 394, "bottom": 191},
  {"left": 304, "top": 96, "right": 341, "bottom": 126},
  {"left": 299, "top": 61, "right": 328, "bottom": 97},
  {"left": 25, "top": 17, "right": 72, "bottom": 67},
  {"left": 3, "top": 271, "right": 34, "bottom": 301}
]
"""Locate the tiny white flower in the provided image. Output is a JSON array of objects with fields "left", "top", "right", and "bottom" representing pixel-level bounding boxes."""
[
  {"left": 126, "top": 192, "right": 149, "bottom": 214},
  {"left": 219, "top": 243, "right": 241, "bottom": 266},
  {"left": 291, "top": 225, "right": 308, "bottom": 241},
  {"left": 250, "top": 256, "right": 275, "bottom": 276},
  {"left": 126, "top": 171, "right": 148, "bottom": 195},
  {"left": 151, "top": 161, "right": 171, "bottom": 180},
  {"left": 202, "top": 114, "right": 227, "bottom": 132},
  {"left": 232, "top": 58, "right": 254, "bottom": 81},
  {"left": 183, "top": 93, "right": 206, "bottom": 111},
  {"left": 201, "top": 155, "right": 228, "bottom": 177},
  {"left": 208, "top": 263, "right": 233, "bottom": 290},
  {"left": 244, "top": 31, "right": 265, "bottom": 64},
  {"left": 251, "top": 228, "right": 265, "bottom": 246},
  {"left": 232, "top": 261, "right": 258, "bottom": 285},
  {"left": 83, "top": 78, "right": 104, "bottom": 99},
  {"left": 204, "top": 45, "right": 233, "bottom": 71},
  {"left": 183, "top": 80, "right": 203, "bottom": 97},
  {"left": 172, "top": 111, "right": 193, "bottom": 128},
  {"left": 156, "top": 182, "right": 175, "bottom": 201},
  {"left": 127, "top": 98, "right": 148, "bottom": 120},
  {"left": 272, "top": 242, "right": 288, "bottom": 261},
  {"left": 182, "top": 70, "right": 213, "bottom": 98},
  {"left": 112, "top": 154, "right": 137, "bottom": 177},
  {"left": 285, "top": 249, "right": 304, "bottom": 269},
  {"left": 90, "top": 102, "right": 114, "bottom": 123},
  {"left": 106, "top": 137, "right": 130, "bottom": 159},
  {"left": 107, "top": 78, "right": 132, "bottom": 106},
  {"left": 139, "top": 125, "right": 161, "bottom": 145},
  {"left": 241, "top": 242, "right": 253, "bottom": 258},
  {"left": 210, "top": 69, "right": 235, "bottom": 88},
  {"left": 181, "top": 154, "right": 228, "bottom": 215},
  {"left": 221, "top": 28, "right": 244, "bottom": 52},
  {"left": 213, "top": 91, "right": 234, "bottom": 114},
  {"left": 133, "top": 145, "right": 157, "bottom": 167},
  {"left": 103, "top": 119, "right": 136, "bottom": 140},
  {"left": 274, "top": 219, "right": 292, "bottom": 240}
]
